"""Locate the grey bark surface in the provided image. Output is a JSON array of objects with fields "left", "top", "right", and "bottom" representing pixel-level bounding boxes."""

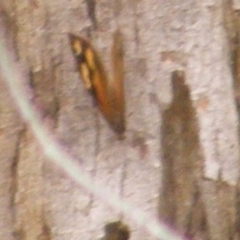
[{"left": 0, "top": 0, "right": 240, "bottom": 240}]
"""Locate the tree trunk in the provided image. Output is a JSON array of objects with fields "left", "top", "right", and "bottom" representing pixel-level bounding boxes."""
[{"left": 0, "top": 0, "right": 240, "bottom": 240}]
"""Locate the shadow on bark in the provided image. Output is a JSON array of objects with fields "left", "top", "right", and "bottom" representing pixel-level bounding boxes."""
[{"left": 159, "top": 71, "right": 209, "bottom": 239}]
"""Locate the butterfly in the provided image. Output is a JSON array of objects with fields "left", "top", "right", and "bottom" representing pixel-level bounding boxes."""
[{"left": 69, "top": 30, "right": 125, "bottom": 135}]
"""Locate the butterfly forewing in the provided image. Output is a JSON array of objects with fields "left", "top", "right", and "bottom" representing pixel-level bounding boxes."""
[{"left": 69, "top": 31, "right": 125, "bottom": 134}]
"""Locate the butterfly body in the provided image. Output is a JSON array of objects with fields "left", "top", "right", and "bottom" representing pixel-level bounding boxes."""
[{"left": 69, "top": 31, "right": 125, "bottom": 135}]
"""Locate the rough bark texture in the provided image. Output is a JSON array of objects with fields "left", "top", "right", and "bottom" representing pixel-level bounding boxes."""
[{"left": 0, "top": 0, "right": 240, "bottom": 240}]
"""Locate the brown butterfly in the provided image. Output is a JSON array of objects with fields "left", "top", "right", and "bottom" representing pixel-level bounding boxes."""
[{"left": 69, "top": 30, "right": 125, "bottom": 135}]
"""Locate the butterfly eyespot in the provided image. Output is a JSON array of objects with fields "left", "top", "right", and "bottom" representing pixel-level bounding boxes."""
[
  {"left": 72, "top": 39, "right": 83, "bottom": 56},
  {"left": 69, "top": 30, "right": 126, "bottom": 135},
  {"left": 85, "top": 47, "right": 96, "bottom": 70},
  {"left": 80, "top": 63, "right": 92, "bottom": 90}
]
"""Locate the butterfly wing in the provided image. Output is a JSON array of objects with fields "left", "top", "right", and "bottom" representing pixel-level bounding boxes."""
[{"left": 69, "top": 32, "right": 125, "bottom": 134}]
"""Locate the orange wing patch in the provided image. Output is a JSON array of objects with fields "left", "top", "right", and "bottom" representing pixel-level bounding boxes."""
[{"left": 69, "top": 30, "right": 125, "bottom": 135}]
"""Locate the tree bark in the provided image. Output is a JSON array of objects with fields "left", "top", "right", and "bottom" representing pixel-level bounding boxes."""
[{"left": 0, "top": 0, "right": 240, "bottom": 240}]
